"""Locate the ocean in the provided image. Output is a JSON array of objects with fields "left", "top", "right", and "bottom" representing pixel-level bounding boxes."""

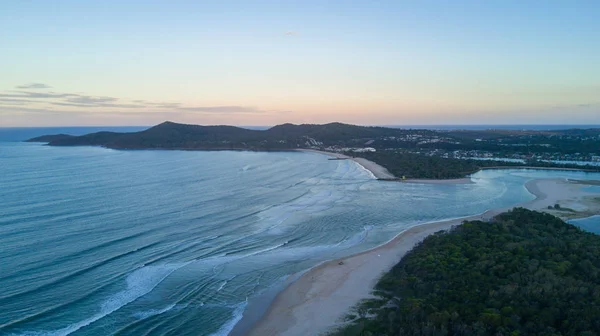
[
  {"left": 0, "top": 127, "right": 149, "bottom": 142},
  {"left": 2, "top": 142, "right": 600, "bottom": 335}
]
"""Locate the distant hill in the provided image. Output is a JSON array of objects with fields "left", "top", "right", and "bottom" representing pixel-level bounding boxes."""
[
  {"left": 26, "top": 134, "right": 75, "bottom": 143},
  {"left": 27, "top": 121, "right": 419, "bottom": 150},
  {"left": 26, "top": 121, "right": 600, "bottom": 179}
]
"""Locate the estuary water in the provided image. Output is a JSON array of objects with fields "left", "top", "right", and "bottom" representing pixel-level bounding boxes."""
[
  {"left": 2, "top": 142, "right": 600, "bottom": 336},
  {"left": 569, "top": 216, "right": 600, "bottom": 234}
]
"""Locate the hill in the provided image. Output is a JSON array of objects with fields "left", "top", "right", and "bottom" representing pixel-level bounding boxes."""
[
  {"left": 331, "top": 208, "right": 600, "bottom": 336},
  {"left": 26, "top": 134, "right": 75, "bottom": 143},
  {"left": 27, "top": 121, "right": 600, "bottom": 179},
  {"left": 27, "top": 121, "right": 416, "bottom": 150}
]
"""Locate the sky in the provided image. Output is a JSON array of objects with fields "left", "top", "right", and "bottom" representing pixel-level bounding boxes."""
[{"left": 1, "top": 0, "right": 599, "bottom": 127}]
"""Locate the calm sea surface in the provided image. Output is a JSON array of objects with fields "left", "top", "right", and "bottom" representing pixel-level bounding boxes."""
[{"left": 2, "top": 142, "right": 600, "bottom": 336}]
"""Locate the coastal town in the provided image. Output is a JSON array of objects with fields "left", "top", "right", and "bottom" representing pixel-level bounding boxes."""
[{"left": 303, "top": 128, "right": 600, "bottom": 167}]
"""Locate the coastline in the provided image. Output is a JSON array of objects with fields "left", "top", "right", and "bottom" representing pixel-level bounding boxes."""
[
  {"left": 299, "top": 149, "right": 600, "bottom": 184},
  {"left": 480, "top": 166, "right": 600, "bottom": 173},
  {"left": 34, "top": 142, "right": 599, "bottom": 183},
  {"left": 247, "top": 178, "right": 600, "bottom": 336},
  {"left": 402, "top": 177, "right": 473, "bottom": 184},
  {"left": 297, "top": 149, "right": 396, "bottom": 180},
  {"left": 298, "top": 149, "right": 473, "bottom": 184}
]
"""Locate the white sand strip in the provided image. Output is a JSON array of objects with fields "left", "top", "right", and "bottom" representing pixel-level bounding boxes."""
[{"left": 247, "top": 178, "right": 597, "bottom": 336}]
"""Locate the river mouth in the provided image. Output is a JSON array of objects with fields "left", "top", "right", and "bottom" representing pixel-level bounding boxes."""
[{"left": 3, "top": 142, "right": 600, "bottom": 335}]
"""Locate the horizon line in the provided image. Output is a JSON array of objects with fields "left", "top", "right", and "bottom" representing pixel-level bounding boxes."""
[{"left": 3, "top": 122, "right": 600, "bottom": 129}]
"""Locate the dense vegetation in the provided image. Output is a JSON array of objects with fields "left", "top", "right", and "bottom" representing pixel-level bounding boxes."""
[
  {"left": 440, "top": 129, "right": 600, "bottom": 155},
  {"left": 28, "top": 121, "right": 600, "bottom": 178},
  {"left": 27, "top": 122, "right": 600, "bottom": 156},
  {"left": 348, "top": 152, "right": 520, "bottom": 179},
  {"left": 350, "top": 151, "right": 600, "bottom": 179},
  {"left": 24, "top": 134, "right": 74, "bottom": 142},
  {"left": 27, "top": 121, "right": 418, "bottom": 149},
  {"left": 332, "top": 209, "right": 600, "bottom": 336}
]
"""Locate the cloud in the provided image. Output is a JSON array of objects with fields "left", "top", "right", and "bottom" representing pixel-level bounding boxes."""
[
  {"left": 0, "top": 91, "right": 77, "bottom": 99},
  {"left": 0, "top": 98, "right": 33, "bottom": 106},
  {"left": 65, "top": 96, "right": 119, "bottom": 104},
  {"left": 0, "top": 98, "right": 36, "bottom": 103},
  {"left": 0, "top": 91, "right": 144, "bottom": 108},
  {"left": 176, "top": 106, "right": 263, "bottom": 114},
  {"left": 146, "top": 102, "right": 182, "bottom": 108},
  {"left": 15, "top": 83, "right": 52, "bottom": 89},
  {"left": 284, "top": 31, "right": 298, "bottom": 36},
  {"left": 550, "top": 103, "right": 599, "bottom": 110},
  {"left": 0, "top": 85, "right": 278, "bottom": 122},
  {"left": 0, "top": 106, "right": 179, "bottom": 116},
  {"left": 54, "top": 95, "right": 145, "bottom": 108},
  {"left": 51, "top": 101, "right": 146, "bottom": 108}
]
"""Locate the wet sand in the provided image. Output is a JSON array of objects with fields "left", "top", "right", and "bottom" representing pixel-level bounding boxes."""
[
  {"left": 403, "top": 178, "right": 473, "bottom": 184},
  {"left": 299, "top": 149, "right": 473, "bottom": 184},
  {"left": 297, "top": 149, "right": 396, "bottom": 180},
  {"left": 247, "top": 178, "right": 599, "bottom": 336}
]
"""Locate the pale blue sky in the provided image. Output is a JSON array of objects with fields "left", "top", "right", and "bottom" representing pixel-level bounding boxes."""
[{"left": 1, "top": 0, "right": 599, "bottom": 126}]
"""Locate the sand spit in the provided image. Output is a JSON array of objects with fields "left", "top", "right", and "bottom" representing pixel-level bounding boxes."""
[
  {"left": 297, "top": 149, "right": 395, "bottom": 180},
  {"left": 248, "top": 178, "right": 599, "bottom": 336}
]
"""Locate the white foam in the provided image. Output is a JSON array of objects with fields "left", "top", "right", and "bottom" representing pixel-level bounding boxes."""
[
  {"left": 216, "top": 275, "right": 236, "bottom": 292},
  {"left": 207, "top": 300, "right": 248, "bottom": 336},
  {"left": 336, "top": 225, "right": 373, "bottom": 248},
  {"left": 16, "top": 262, "right": 190, "bottom": 336},
  {"left": 350, "top": 160, "right": 377, "bottom": 180},
  {"left": 258, "top": 189, "right": 349, "bottom": 234},
  {"left": 133, "top": 303, "right": 177, "bottom": 319}
]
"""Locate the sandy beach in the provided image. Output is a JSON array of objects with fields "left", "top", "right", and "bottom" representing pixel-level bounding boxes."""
[
  {"left": 299, "top": 149, "right": 600, "bottom": 186},
  {"left": 247, "top": 178, "right": 600, "bottom": 336},
  {"left": 403, "top": 177, "right": 473, "bottom": 184},
  {"left": 298, "top": 149, "right": 396, "bottom": 180},
  {"left": 298, "top": 149, "right": 472, "bottom": 183}
]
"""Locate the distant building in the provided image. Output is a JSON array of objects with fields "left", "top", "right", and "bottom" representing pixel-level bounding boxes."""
[
  {"left": 352, "top": 147, "right": 376, "bottom": 153},
  {"left": 592, "top": 156, "right": 600, "bottom": 162}
]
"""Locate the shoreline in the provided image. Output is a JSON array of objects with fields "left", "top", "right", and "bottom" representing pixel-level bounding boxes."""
[
  {"left": 298, "top": 149, "right": 600, "bottom": 184},
  {"left": 298, "top": 149, "right": 472, "bottom": 184},
  {"left": 402, "top": 177, "right": 473, "bottom": 184},
  {"left": 246, "top": 178, "right": 600, "bottom": 336},
  {"left": 480, "top": 165, "right": 600, "bottom": 173},
  {"left": 297, "top": 149, "right": 396, "bottom": 180},
  {"left": 34, "top": 143, "right": 600, "bottom": 182}
]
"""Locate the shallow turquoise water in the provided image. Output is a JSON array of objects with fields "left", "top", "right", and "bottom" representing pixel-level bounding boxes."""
[
  {"left": 2, "top": 143, "right": 600, "bottom": 336},
  {"left": 569, "top": 216, "right": 600, "bottom": 234},
  {"left": 567, "top": 186, "right": 600, "bottom": 234}
]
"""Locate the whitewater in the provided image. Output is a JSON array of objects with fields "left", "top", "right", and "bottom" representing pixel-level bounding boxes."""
[{"left": 2, "top": 142, "right": 600, "bottom": 335}]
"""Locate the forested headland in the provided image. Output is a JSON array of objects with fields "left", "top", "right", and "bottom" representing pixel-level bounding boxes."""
[
  {"left": 349, "top": 151, "right": 600, "bottom": 179},
  {"left": 332, "top": 208, "right": 600, "bottom": 336},
  {"left": 27, "top": 121, "right": 600, "bottom": 179}
]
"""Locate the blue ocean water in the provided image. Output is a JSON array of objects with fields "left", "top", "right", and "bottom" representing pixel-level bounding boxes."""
[
  {"left": 2, "top": 143, "right": 600, "bottom": 336},
  {"left": 0, "top": 127, "right": 149, "bottom": 142}
]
